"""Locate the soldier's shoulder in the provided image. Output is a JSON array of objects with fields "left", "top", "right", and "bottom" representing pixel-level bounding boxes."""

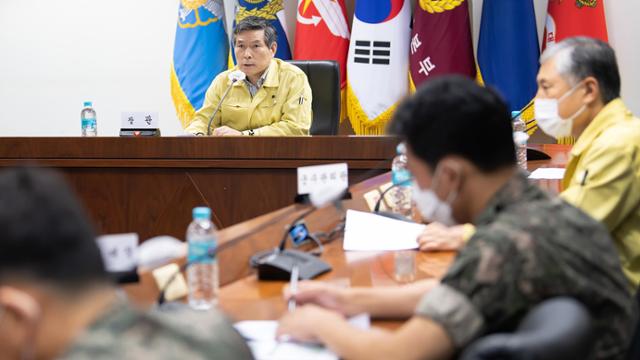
[{"left": 61, "top": 302, "right": 252, "bottom": 359}]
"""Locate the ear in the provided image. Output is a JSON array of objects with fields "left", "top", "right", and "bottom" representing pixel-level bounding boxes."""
[
  {"left": 437, "top": 158, "right": 464, "bottom": 200},
  {"left": 0, "top": 287, "right": 41, "bottom": 353},
  {"left": 270, "top": 42, "right": 277, "bottom": 56},
  {"left": 582, "top": 76, "right": 601, "bottom": 105},
  {"left": 0, "top": 287, "right": 41, "bottom": 324}
]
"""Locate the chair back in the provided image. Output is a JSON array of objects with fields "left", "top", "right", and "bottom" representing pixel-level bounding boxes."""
[
  {"left": 459, "top": 297, "right": 593, "bottom": 360},
  {"left": 287, "top": 60, "right": 340, "bottom": 135}
]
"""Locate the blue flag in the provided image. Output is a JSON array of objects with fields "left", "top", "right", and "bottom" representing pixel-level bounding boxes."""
[
  {"left": 231, "top": 0, "right": 292, "bottom": 64},
  {"left": 477, "top": 0, "right": 539, "bottom": 112},
  {"left": 171, "top": 1, "right": 228, "bottom": 128}
]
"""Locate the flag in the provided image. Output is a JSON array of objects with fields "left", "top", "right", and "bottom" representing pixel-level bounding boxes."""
[
  {"left": 543, "top": 0, "right": 608, "bottom": 144},
  {"left": 544, "top": 0, "right": 608, "bottom": 49},
  {"left": 294, "top": 0, "right": 350, "bottom": 120},
  {"left": 231, "top": 0, "right": 292, "bottom": 65},
  {"left": 171, "top": 0, "right": 228, "bottom": 129},
  {"left": 477, "top": 0, "right": 539, "bottom": 114},
  {"left": 347, "top": 0, "right": 411, "bottom": 135},
  {"left": 409, "top": 0, "right": 475, "bottom": 91}
]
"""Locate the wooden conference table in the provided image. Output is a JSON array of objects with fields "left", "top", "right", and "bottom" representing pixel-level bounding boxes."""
[
  {"left": 123, "top": 144, "right": 571, "bottom": 328},
  {"left": 0, "top": 136, "right": 398, "bottom": 240}
]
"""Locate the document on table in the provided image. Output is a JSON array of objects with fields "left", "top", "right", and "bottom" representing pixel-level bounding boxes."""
[
  {"left": 234, "top": 314, "right": 370, "bottom": 360},
  {"left": 343, "top": 210, "right": 424, "bottom": 251},
  {"left": 528, "top": 168, "right": 565, "bottom": 179}
]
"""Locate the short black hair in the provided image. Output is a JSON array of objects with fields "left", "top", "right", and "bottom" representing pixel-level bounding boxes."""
[
  {"left": 541, "top": 37, "right": 621, "bottom": 103},
  {"left": 0, "top": 167, "right": 108, "bottom": 290},
  {"left": 390, "top": 76, "right": 516, "bottom": 172},
  {"left": 233, "top": 16, "right": 277, "bottom": 47}
]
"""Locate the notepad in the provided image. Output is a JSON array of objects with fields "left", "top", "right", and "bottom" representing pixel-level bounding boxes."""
[{"left": 343, "top": 210, "right": 424, "bottom": 251}]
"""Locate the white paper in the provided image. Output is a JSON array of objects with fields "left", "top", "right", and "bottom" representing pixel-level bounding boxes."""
[
  {"left": 528, "top": 168, "right": 565, "bottom": 180},
  {"left": 234, "top": 314, "right": 370, "bottom": 360},
  {"left": 343, "top": 210, "right": 424, "bottom": 251},
  {"left": 96, "top": 233, "right": 139, "bottom": 272}
]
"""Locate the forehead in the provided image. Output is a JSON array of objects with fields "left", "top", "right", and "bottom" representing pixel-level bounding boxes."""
[
  {"left": 235, "top": 29, "right": 266, "bottom": 42},
  {"left": 537, "top": 57, "right": 568, "bottom": 84}
]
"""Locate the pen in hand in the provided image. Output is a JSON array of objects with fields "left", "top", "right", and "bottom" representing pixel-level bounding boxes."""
[{"left": 288, "top": 264, "right": 299, "bottom": 312}]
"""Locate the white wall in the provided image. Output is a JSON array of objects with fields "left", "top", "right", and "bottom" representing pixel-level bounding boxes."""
[{"left": 1, "top": 0, "right": 638, "bottom": 136}]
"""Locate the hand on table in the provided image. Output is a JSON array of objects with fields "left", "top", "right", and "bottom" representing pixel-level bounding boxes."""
[
  {"left": 276, "top": 304, "right": 343, "bottom": 343},
  {"left": 283, "top": 281, "right": 353, "bottom": 316},
  {"left": 212, "top": 126, "right": 242, "bottom": 136},
  {"left": 417, "top": 222, "right": 466, "bottom": 252}
]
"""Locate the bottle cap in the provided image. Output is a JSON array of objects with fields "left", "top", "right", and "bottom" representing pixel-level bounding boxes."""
[
  {"left": 396, "top": 142, "right": 406, "bottom": 155},
  {"left": 84, "top": 101, "right": 92, "bottom": 107},
  {"left": 192, "top": 207, "right": 211, "bottom": 220}
]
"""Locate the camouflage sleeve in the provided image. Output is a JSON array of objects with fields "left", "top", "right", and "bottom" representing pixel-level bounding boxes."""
[
  {"left": 415, "top": 283, "right": 484, "bottom": 347},
  {"left": 416, "top": 225, "right": 532, "bottom": 349}
]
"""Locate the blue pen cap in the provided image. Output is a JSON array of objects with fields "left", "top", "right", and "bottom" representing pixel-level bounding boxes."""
[{"left": 192, "top": 207, "right": 211, "bottom": 220}]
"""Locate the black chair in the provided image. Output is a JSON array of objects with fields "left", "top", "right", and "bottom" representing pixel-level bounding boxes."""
[
  {"left": 287, "top": 60, "right": 340, "bottom": 135},
  {"left": 459, "top": 297, "right": 593, "bottom": 360},
  {"left": 627, "top": 288, "right": 640, "bottom": 360}
]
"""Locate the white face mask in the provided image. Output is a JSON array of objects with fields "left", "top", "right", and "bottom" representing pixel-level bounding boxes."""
[
  {"left": 534, "top": 82, "right": 586, "bottom": 139},
  {"left": 412, "top": 166, "right": 459, "bottom": 226}
]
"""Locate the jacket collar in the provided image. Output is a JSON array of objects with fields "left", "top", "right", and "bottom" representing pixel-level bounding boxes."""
[
  {"left": 571, "top": 99, "right": 633, "bottom": 157},
  {"left": 230, "top": 59, "right": 278, "bottom": 88},
  {"left": 474, "top": 171, "right": 537, "bottom": 226}
]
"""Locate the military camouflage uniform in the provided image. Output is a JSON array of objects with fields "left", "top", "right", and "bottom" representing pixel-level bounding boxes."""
[
  {"left": 60, "top": 300, "right": 253, "bottom": 359},
  {"left": 416, "top": 172, "right": 636, "bottom": 359}
]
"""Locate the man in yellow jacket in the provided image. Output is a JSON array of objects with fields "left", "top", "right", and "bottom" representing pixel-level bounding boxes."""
[
  {"left": 185, "top": 16, "right": 312, "bottom": 136},
  {"left": 534, "top": 37, "right": 640, "bottom": 289},
  {"left": 415, "top": 37, "right": 640, "bottom": 290}
]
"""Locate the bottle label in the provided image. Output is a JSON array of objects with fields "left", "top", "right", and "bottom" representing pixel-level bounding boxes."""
[
  {"left": 188, "top": 241, "right": 216, "bottom": 264},
  {"left": 82, "top": 118, "right": 97, "bottom": 128},
  {"left": 392, "top": 168, "right": 412, "bottom": 186}
]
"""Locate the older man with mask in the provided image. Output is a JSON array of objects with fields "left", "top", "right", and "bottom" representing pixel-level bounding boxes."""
[
  {"left": 0, "top": 167, "right": 253, "bottom": 359},
  {"left": 276, "top": 76, "right": 635, "bottom": 360},
  {"left": 186, "top": 16, "right": 312, "bottom": 136},
  {"left": 416, "top": 37, "right": 640, "bottom": 290},
  {"left": 534, "top": 37, "right": 640, "bottom": 289}
]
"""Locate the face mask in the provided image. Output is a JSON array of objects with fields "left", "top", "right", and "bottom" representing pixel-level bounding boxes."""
[
  {"left": 412, "top": 166, "right": 459, "bottom": 226},
  {"left": 534, "top": 82, "right": 586, "bottom": 139}
]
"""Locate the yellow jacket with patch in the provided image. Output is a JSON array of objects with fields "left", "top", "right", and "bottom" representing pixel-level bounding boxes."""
[
  {"left": 185, "top": 59, "right": 312, "bottom": 136},
  {"left": 561, "top": 99, "right": 640, "bottom": 289}
]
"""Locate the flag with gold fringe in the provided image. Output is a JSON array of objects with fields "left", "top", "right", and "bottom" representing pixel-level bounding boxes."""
[
  {"left": 543, "top": 0, "right": 609, "bottom": 144},
  {"left": 409, "top": 0, "right": 475, "bottom": 92},
  {"left": 171, "top": 0, "right": 228, "bottom": 129},
  {"left": 294, "top": 0, "right": 350, "bottom": 121},
  {"left": 346, "top": 0, "right": 411, "bottom": 135}
]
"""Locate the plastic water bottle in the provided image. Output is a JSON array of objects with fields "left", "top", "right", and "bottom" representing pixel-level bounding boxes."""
[
  {"left": 187, "top": 207, "right": 219, "bottom": 310},
  {"left": 512, "top": 111, "right": 528, "bottom": 170},
  {"left": 390, "top": 143, "right": 413, "bottom": 218},
  {"left": 81, "top": 101, "right": 97, "bottom": 137},
  {"left": 80, "top": 101, "right": 97, "bottom": 136}
]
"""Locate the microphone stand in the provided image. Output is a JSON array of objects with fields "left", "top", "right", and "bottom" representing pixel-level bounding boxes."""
[{"left": 206, "top": 79, "right": 239, "bottom": 136}]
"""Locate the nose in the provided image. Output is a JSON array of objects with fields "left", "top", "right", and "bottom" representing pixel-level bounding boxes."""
[{"left": 243, "top": 49, "right": 253, "bottom": 60}]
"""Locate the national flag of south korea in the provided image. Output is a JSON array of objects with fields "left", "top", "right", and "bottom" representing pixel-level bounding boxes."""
[{"left": 346, "top": 0, "right": 411, "bottom": 135}]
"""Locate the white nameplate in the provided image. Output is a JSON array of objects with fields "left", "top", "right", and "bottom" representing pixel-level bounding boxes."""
[
  {"left": 121, "top": 111, "right": 159, "bottom": 129},
  {"left": 297, "top": 163, "right": 348, "bottom": 195},
  {"left": 96, "top": 233, "right": 139, "bottom": 272}
]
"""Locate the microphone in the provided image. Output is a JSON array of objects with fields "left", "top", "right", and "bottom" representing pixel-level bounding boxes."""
[
  {"left": 206, "top": 70, "right": 246, "bottom": 136},
  {"left": 249, "top": 185, "right": 353, "bottom": 281}
]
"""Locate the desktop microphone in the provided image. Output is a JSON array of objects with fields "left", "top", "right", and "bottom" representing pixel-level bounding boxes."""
[{"left": 206, "top": 70, "right": 246, "bottom": 136}]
